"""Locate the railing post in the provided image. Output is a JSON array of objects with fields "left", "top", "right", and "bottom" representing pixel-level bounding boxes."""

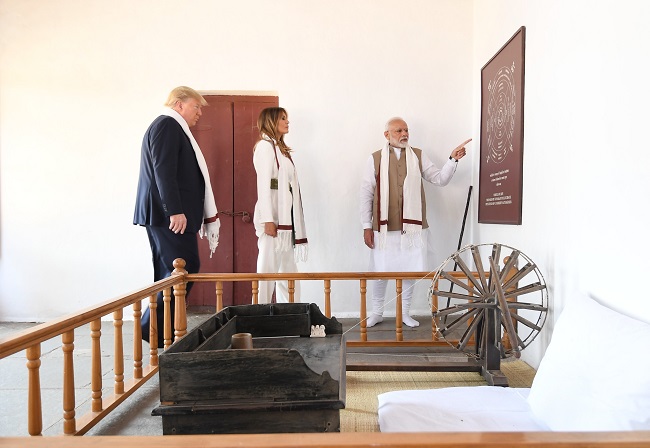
[
  {"left": 133, "top": 300, "right": 143, "bottom": 379},
  {"left": 148, "top": 294, "right": 159, "bottom": 366},
  {"left": 163, "top": 287, "right": 172, "bottom": 350},
  {"left": 26, "top": 344, "right": 42, "bottom": 436},
  {"left": 62, "top": 330, "right": 76, "bottom": 434},
  {"left": 396, "top": 279, "right": 403, "bottom": 342},
  {"left": 288, "top": 279, "right": 295, "bottom": 303},
  {"left": 216, "top": 281, "right": 223, "bottom": 311},
  {"left": 324, "top": 279, "right": 331, "bottom": 318},
  {"left": 113, "top": 309, "right": 124, "bottom": 395},
  {"left": 90, "top": 319, "right": 103, "bottom": 412},
  {"left": 251, "top": 280, "right": 259, "bottom": 305},
  {"left": 172, "top": 258, "right": 188, "bottom": 342},
  {"left": 360, "top": 279, "right": 367, "bottom": 342}
]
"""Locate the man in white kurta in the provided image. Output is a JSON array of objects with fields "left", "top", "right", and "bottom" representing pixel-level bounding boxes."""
[{"left": 360, "top": 117, "right": 469, "bottom": 327}]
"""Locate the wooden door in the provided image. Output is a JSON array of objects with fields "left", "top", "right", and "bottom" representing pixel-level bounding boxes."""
[{"left": 189, "top": 95, "right": 279, "bottom": 307}]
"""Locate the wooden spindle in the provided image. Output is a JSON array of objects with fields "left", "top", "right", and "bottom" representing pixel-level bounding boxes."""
[
  {"left": 62, "top": 330, "right": 76, "bottom": 434},
  {"left": 360, "top": 279, "right": 367, "bottom": 342},
  {"left": 324, "top": 279, "right": 331, "bottom": 318},
  {"left": 251, "top": 280, "right": 259, "bottom": 305},
  {"left": 288, "top": 280, "right": 295, "bottom": 303},
  {"left": 172, "top": 258, "right": 188, "bottom": 342},
  {"left": 216, "top": 281, "right": 223, "bottom": 311},
  {"left": 133, "top": 300, "right": 143, "bottom": 379},
  {"left": 26, "top": 344, "right": 43, "bottom": 436},
  {"left": 163, "top": 287, "right": 172, "bottom": 350},
  {"left": 396, "top": 279, "right": 403, "bottom": 342},
  {"left": 113, "top": 309, "right": 124, "bottom": 395},
  {"left": 148, "top": 294, "right": 158, "bottom": 366},
  {"left": 90, "top": 319, "right": 103, "bottom": 412}
]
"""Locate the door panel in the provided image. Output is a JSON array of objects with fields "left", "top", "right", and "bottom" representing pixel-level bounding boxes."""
[{"left": 188, "top": 95, "right": 278, "bottom": 307}]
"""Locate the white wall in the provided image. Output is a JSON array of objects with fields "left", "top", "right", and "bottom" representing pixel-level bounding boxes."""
[
  {"left": 3, "top": 1, "right": 649, "bottom": 369},
  {"left": 472, "top": 0, "right": 650, "bottom": 366},
  {"left": 0, "top": 0, "right": 473, "bottom": 320}
]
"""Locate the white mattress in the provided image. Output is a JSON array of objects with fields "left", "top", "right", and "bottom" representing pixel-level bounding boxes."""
[{"left": 378, "top": 386, "right": 549, "bottom": 432}]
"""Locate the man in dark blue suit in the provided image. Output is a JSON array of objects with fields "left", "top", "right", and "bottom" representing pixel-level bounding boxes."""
[{"left": 134, "top": 86, "right": 219, "bottom": 348}]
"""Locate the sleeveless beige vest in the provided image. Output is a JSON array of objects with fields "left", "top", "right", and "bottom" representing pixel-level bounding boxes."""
[{"left": 371, "top": 147, "right": 428, "bottom": 231}]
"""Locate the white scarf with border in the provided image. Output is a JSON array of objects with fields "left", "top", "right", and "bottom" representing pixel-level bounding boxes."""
[
  {"left": 378, "top": 142, "right": 423, "bottom": 249},
  {"left": 266, "top": 137, "right": 308, "bottom": 262},
  {"left": 162, "top": 108, "right": 220, "bottom": 257}
]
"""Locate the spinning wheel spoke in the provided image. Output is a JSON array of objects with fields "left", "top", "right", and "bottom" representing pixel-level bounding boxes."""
[
  {"left": 504, "top": 282, "right": 547, "bottom": 300},
  {"left": 433, "top": 303, "right": 481, "bottom": 317},
  {"left": 439, "top": 308, "right": 480, "bottom": 335},
  {"left": 501, "top": 322, "right": 525, "bottom": 350},
  {"left": 490, "top": 256, "right": 520, "bottom": 358},
  {"left": 458, "top": 311, "right": 484, "bottom": 351},
  {"left": 507, "top": 301, "right": 547, "bottom": 312},
  {"left": 433, "top": 289, "right": 484, "bottom": 302},
  {"left": 490, "top": 244, "right": 502, "bottom": 264},
  {"left": 499, "top": 249, "right": 520, "bottom": 282},
  {"left": 452, "top": 254, "right": 487, "bottom": 295},
  {"left": 470, "top": 245, "right": 489, "bottom": 293},
  {"left": 440, "top": 271, "right": 478, "bottom": 294},
  {"left": 509, "top": 312, "right": 542, "bottom": 332},
  {"left": 502, "top": 262, "right": 536, "bottom": 290}
]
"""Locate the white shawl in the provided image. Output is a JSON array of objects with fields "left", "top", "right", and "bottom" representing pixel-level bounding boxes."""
[
  {"left": 267, "top": 138, "right": 308, "bottom": 262},
  {"left": 378, "top": 142, "right": 423, "bottom": 249},
  {"left": 162, "top": 108, "right": 220, "bottom": 257}
]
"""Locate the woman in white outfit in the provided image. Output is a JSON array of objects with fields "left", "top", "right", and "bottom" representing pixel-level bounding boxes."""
[{"left": 253, "top": 107, "right": 308, "bottom": 304}]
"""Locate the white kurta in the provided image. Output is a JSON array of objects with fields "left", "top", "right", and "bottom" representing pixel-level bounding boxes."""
[
  {"left": 253, "top": 139, "right": 300, "bottom": 304},
  {"left": 359, "top": 147, "right": 458, "bottom": 272}
]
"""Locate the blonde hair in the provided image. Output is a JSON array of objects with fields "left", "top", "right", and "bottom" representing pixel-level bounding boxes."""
[
  {"left": 164, "top": 86, "right": 208, "bottom": 108},
  {"left": 257, "top": 107, "right": 291, "bottom": 156}
]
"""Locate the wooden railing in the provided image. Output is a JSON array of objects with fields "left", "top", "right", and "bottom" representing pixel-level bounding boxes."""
[
  {"left": 0, "top": 260, "right": 192, "bottom": 436},
  {"left": 0, "top": 260, "right": 450, "bottom": 437},
  {"left": 2, "top": 261, "right": 650, "bottom": 446}
]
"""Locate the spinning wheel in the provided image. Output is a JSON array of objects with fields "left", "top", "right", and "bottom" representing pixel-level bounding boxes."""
[{"left": 429, "top": 243, "right": 548, "bottom": 360}]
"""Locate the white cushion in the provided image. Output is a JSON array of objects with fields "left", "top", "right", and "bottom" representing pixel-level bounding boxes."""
[
  {"left": 527, "top": 293, "right": 650, "bottom": 431},
  {"left": 378, "top": 386, "right": 547, "bottom": 432}
]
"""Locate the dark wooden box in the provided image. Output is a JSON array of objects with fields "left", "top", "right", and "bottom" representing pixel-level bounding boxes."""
[{"left": 152, "top": 303, "right": 346, "bottom": 434}]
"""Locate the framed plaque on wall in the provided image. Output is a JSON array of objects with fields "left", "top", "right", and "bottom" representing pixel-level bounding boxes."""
[{"left": 478, "top": 26, "right": 526, "bottom": 225}]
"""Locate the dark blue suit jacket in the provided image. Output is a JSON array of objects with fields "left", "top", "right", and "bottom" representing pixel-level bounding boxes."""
[{"left": 133, "top": 115, "right": 205, "bottom": 234}]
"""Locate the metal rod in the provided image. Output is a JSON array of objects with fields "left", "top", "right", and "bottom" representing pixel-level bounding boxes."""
[{"left": 445, "top": 186, "right": 473, "bottom": 310}]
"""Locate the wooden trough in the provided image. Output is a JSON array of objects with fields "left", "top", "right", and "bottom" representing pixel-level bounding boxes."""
[{"left": 152, "top": 303, "right": 346, "bottom": 434}]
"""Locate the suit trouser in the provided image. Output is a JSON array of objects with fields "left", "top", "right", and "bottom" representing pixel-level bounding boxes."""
[
  {"left": 142, "top": 226, "right": 200, "bottom": 348},
  {"left": 256, "top": 233, "right": 300, "bottom": 304}
]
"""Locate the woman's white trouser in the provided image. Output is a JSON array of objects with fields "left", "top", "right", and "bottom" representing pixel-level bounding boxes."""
[{"left": 257, "top": 233, "right": 300, "bottom": 304}]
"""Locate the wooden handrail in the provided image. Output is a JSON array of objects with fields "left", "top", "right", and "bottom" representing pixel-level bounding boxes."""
[
  {"left": 2, "top": 431, "right": 650, "bottom": 447},
  {"left": 0, "top": 276, "right": 181, "bottom": 359}
]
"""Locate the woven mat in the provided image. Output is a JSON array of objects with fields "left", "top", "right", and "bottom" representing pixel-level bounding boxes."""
[{"left": 340, "top": 360, "right": 536, "bottom": 432}]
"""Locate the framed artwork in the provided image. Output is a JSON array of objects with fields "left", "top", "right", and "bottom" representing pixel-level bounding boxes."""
[{"left": 478, "top": 26, "right": 526, "bottom": 225}]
